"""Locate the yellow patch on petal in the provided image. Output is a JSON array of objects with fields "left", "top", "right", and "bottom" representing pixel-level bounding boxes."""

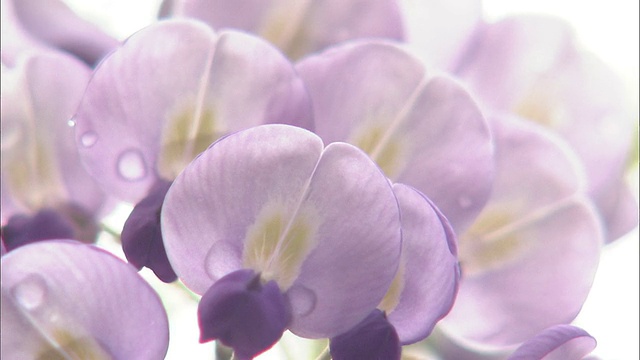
[
  {"left": 243, "top": 201, "right": 320, "bottom": 290},
  {"left": 351, "top": 124, "right": 408, "bottom": 179},
  {"left": 5, "top": 135, "right": 66, "bottom": 211},
  {"left": 513, "top": 78, "right": 568, "bottom": 129},
  {"left": 458, "top": 210, "right": 523, "bottom": 276},
  {"left": 257, "top": 1, "right": 312, "bottom": 60},
  {"left": 157, "top": 104, "right": 221, "bottom": 180},
  {"left": 378, "top": 256, "right": 405, "bottom": 313},
  {"left": 36, "top": 329, "right": 111, "bottom": 360}
]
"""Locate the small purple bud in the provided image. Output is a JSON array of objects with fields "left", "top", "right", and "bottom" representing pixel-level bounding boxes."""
[
  {"left": 121, "top": 179, "right": 177, "bottom": 283},
  {"left": 198, "top": 269, "right": 291, "bottom": 360},
  {"left": 2, "top": 209, "right": 75, "bottom": 251},
  {"left": 330, "top": 309, "right": 401, "bottom": 360}
]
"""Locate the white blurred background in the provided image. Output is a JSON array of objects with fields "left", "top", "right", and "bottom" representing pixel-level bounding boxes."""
[{"left": 63, "top": 1, "right": 639, "bottom": 359}]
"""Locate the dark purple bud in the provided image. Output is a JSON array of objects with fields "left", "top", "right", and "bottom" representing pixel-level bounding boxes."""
[
  {"left": 330, "top": 309, "right": 401, "bottom": 360},
  {"left": 198, "top": 269, "right": 291, "bottom": 360},
  {"left": 2, "top": 209, "right": 75, "bottom": 251},
  {"left": 121, "top": 179, "right": 177, "bottom": 283}
]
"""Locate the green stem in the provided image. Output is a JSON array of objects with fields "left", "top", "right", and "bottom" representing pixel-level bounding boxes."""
[{"left": 100, "top": 223, "right": 122, "bottom": 243}]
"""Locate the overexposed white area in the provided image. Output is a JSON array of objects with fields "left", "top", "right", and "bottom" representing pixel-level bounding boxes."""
[{"left": 63, "top": 1, "right": 639, "bottom": 359}]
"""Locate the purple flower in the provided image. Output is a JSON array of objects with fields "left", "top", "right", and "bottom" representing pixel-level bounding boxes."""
[
  {"left": 452, "top": 14, "right": 638, "bottom": 243},
  {"left": 0, "top": 0, "right": 118, "bottom": 66},
  {"left": 1, "top": 240, "right": 169, "bottom": 359},
  {"left": 72, "top": 19, "right": 313, "bottom": 279},
  {"left": 159, "top": 0, "right": 405, "bottom": 59},
  {"left": 295, "top": 40, "right": 494, "bottom": 233},
  {"left": 161, "top": 124, "right": 403, "bottom": 357},
  {"left": 437, "top": 115, "right": 603, "bottom": 352},
  {"left": 329, "top": 184, "right": 459, "bottom": 359},
  {"left": 1, "top": 51, "right": 108, "bottom": 249},
  {"left": 73, "top": 19, "right": 313, "bottom": 204}
]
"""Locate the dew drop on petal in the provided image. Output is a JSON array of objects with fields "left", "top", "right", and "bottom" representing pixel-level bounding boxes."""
[
  {"left": 80, "top": 132, "right": 98, "bottom": 148},
  {"left": 287, "top": 284, "right": 317, "bottom": 317},
  {"left": 117, "top": 149, "right": 147, "bottom": 181},
  {"left": 458, "top": 196, "right": 472, "bottom": 209},
  {"left": 67, "top": 119, "right": 76, "bottom": 127},
  {"left": 11, "top": 274, "right": 47, "bottom": 310}
]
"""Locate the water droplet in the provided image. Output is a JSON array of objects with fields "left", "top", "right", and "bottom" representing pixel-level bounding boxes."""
[
  {"left": 80, "top": 132, "right": 98, "bottom": 148},
  {"left": 67, "top": 119, "right": 76, "bottom": 127},
  {"left": 117, "top": 149, "right": 147, "bottom": 181},
  {"left": 12, "top": 274, "right": 47, "bottom": 310},
  {"left": 458, "top": 196, "right": 472, "bottom": 209},
  {"left": 287, "top": 284, "right": 316, "bottom": 317}
]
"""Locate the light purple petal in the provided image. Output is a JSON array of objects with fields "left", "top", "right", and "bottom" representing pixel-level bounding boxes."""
[
  {"left": 2, "top": 0, "right": 118, "bottom": 66},
  {"left": 164, "top": 0, "right": 404, "bottom": 59},
  {"left": 439, "top": 116, "right": 603, "bottom": 348},
  {"left": 1, "top": 51, "right": 107, "bottom": 223},
  {"left": 0, "top": 240, "right": 169, "bottom": 359},
  {"left": 162, "top": 124, "right": 402, "bottom": 338},
  {"left": 386, "top": 184, "right": 459, "bottom": 344},
  {"left": 508, "top": 325, "right": 596, "bottom": 360},
  {"left": 74, "top": 19, "right": 312, "bottom": 203},
  {"left": 455, "top": 15, "right": 637, "bottom": 242},
  {"left": 400, "top": 0, "right": 483, "bottom": 70},
  {"left": 455, "top": 15, "right": 576, "bottom": 111},
  {"left": 296, "top": 41, "right": 493, "bottom": 232}
]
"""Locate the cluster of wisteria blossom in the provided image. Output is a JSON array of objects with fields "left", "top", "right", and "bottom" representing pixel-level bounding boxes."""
[{"left": 1, "top": 0, "right": 637, "bottom": 359}]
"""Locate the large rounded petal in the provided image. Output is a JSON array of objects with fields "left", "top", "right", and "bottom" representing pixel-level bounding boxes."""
[
  {"left": 508, "top": 325, "right": 596, "bottom": 360},
  {"left": 296, "top": 41, "right": 493, "bottom": 232},
  {"left": 162, "top": 0, "right": 404, "bottom": 60},
  {"left": 440, "top": 116, "right": 603, "bottom": 349},
  {"left": 162, "top": 124, "right": 402, "bottom": 338},
  {"left": 386, "top": 184, "right": 459, "bottom": 344},
  {"left": 74, "top": 19, "right": 312, "bottom": 203},
  {"left": 1, "top": 240, "right": 169, "bottom": 359},
  {"left": 1, "top": 51, "right": 107, "bottom": 223}
]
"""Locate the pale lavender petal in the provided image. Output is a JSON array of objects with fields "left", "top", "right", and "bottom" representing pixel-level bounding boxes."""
[
  {"left": 164, "top": 0, "right": 404, "bottom": 59},
  {"left": 386, "top": 184, "right": 459, "bottom": 344},
  {"left": 455, "top": 15, "right": 576, "bottom": 110},
  {"left": 287, "top": 141, "right": 401, "bottom": 338},
  {"left": 603, "top": 182, "right": 639, "bottom": 241},
  {"left": 400, "top": 0, "right": 483, "bottom": 70},
  {"left": 1, "top": 51, "right": 107, "bottom": 222},
  {"left": 296, "top": 41, "right": 493, "bottom": 232},
  {"left": 508, "top": 325, "right": 596, "bottom": 360},
  {"left": 1, "top": 240, "right": 169, "bottom": 359},
  {"left": 74, "top": 19, "right": 312, "bottom": 203},
  {"left": 455, "top": 15, "right": 637, "bottom": 242},
  {"left": 3, "top": 0, "right": 118, "bottom": 66},
  {"left": 440, "top": 116, "right": 603, "bottom": 348},
  {"left": 162, "top": 124, "right": 402, "bottom": 338}
]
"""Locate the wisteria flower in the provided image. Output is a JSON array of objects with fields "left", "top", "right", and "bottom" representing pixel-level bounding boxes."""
[
  {"left": 1, "top": 240, "right": 169, "bottom": 359},
  {"left": 295, "top": 40, "right": 494, "bottom": 233},
  {"left": 1, "top": 50, "right": 108, "bottom": 251},
  {"left": 159, "top": 0, "right": 405, "bottom": 60},
  {"left": 0, "top": 0, "right": 119, "bottom": 66},
  {"left": 161, "top": 124, "right": 403, "bottom": 358},
  {"left": 452, "top": 14, "right": 638, "bottom": 242},
  {"left": 72, "top": 19, "right": 313, "bottom": 280},
  {"left": 329, "top": 183, "right": 459, "bottom": 359},
  {"left": 435, "top": 115, "right": 603, "bottom": 352}
]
